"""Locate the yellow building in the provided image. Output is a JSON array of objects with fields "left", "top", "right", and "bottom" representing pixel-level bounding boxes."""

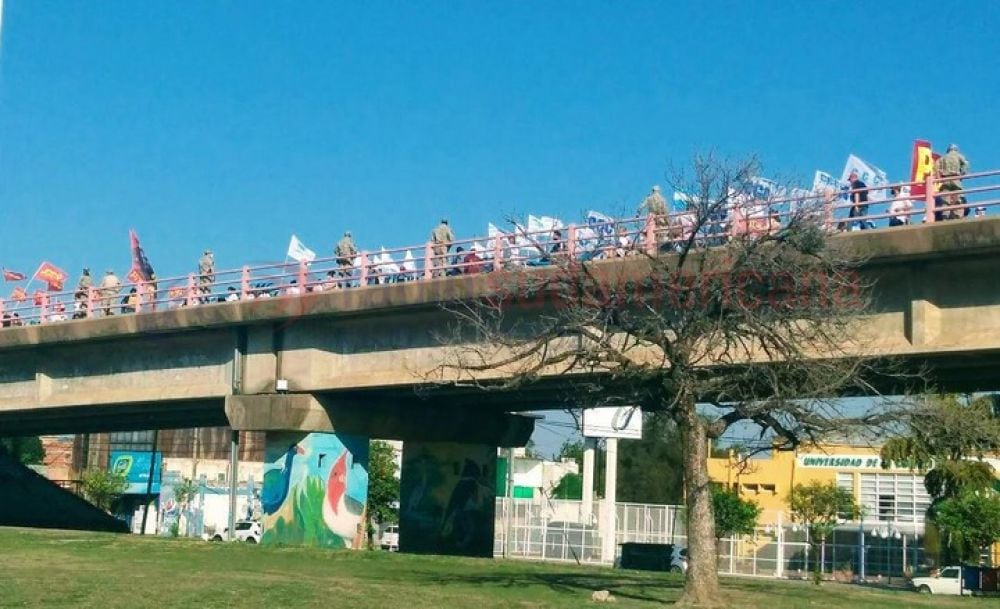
[
  {"left": 708, "top": 443, "right": 935, "bottom": 527},
  {"left": 707, "top": 442, "right": 1000, "bottom": 566}
]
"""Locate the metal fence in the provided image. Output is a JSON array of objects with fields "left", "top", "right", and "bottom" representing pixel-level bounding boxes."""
[
  {"left": 495, "top": 498, "right": 927, "bottom": 580},
  {"left": 4, "top": 169, "right": 1000, "bottom": 327}
]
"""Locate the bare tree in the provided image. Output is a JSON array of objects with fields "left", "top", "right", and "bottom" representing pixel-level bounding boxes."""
[{"left": 432, "top": 154, "right": 898, "bottom": 606}]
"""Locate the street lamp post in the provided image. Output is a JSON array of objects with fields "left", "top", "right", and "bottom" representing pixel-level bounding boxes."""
[{"left": 858, "top": 516, "right": 866, "bottom": 582}]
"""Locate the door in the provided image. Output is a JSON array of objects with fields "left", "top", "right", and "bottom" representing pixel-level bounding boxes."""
[{"left": 937, "top": 568, "right": 961, "bottom": 595}]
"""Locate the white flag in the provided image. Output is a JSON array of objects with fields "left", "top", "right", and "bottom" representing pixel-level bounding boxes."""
[
  {"left": 749, "top": 176, "right": 783, "bottom": 200},
  {"left": 401, "top": 250, "right": 416, "bottom": 272},
  {"left": 287, "top": 234, "right": 316, "bottom": 262},
  {"left": 586, "top": 211, "right": 616, "bottom": 237},
  {"left": 812, "top": 170, "right": 841, "bottom": 194},
  {"left": 378, "top": 247, "right": 399, "bottom": 274},
  {"left": 527, "top": 215, "right": 563, "bottom": 233}
]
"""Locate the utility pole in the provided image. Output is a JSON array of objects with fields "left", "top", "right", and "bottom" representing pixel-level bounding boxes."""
[
  {"left": 581, "top": 437, "right": 596, "bottom": 524},
  {"left": 600, "top": 437, "right": 618, "bottom": 564},
  {"left": 503, "top": 447, "right": 515, "bottom": 558},
  {"left": 227, "top": 430, "right": 240, "bottom": 541}
]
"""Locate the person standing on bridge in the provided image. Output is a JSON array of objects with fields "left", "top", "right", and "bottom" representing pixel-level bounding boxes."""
[
  {"left": 637, "top": 185, "right": 668, "bottom": 217},
  {"left": 637, "top": 185, "right": 669, "bottom": 245},
  {"left": 934, "top": 144, "right": 970, "bottom": 220},
  {"left": 99, "top": 269, "right": 121, "bottom": 316},
  {"left": 839, "top": 170, "right": 871, "bottom": 231},
  {"left": 430, "top": 219, "right": 454, "bottom": 277},
  {"left": 73, "top": 268, "right": 92, "bottom": 317},
  {"left": 335, "top": 231, "right": 358, "bottom": 287},
  {"left": 198, "top": 250, "right": 215, "bottom": 303}
]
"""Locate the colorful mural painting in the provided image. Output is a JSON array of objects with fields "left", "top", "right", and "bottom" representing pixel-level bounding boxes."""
[
  {"left": 260, "top": 431, "right": 369, "bottom": 549},
  {"left": 399, "top": 442, "right": 496, "bottom": 557}
]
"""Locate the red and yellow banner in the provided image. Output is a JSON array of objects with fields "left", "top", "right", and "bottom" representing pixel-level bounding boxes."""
[
  {"left": 910, "top": 140, "right": 940, "bottom": 198},
  {"left": 33, "top": 261, "right": 69, "bottom": 292}
]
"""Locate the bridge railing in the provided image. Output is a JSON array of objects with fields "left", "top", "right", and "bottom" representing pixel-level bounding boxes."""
[{"left": 3, "top": 170, "right": 1000, "bottom": 328}]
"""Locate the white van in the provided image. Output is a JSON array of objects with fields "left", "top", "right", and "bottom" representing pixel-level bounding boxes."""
[{"left": 380, "top": 524, "right": 399, "bottom": 551}]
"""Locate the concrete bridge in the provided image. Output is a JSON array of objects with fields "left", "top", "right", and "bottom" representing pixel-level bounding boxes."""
[
  {"left": 5, "top": 218, "right": 1000, "bottom": 554},
  {"left": 4, "top": 218, "right": 1000, "bottom": 432}
]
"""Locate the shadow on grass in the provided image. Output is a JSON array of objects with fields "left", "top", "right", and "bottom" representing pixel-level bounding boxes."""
[{"left": 409, "top": 568, "right": 684, "bottom": 604}]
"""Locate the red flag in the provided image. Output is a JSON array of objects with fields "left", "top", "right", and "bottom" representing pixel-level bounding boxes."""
[
  {"left": 32, "top": 290, "right": 47, "bottom": 306},
  {"left": 127, "top": 229, "right": 156, "bottom": 283},
  {"left": 11, "top": 287, "right": 27, "bottom": 302},
  {"left": 33, "top": 262, "right": 68, "bottom": 292},
  {"left": 2, "top": 269, "right": 27, "bottom": 282}
]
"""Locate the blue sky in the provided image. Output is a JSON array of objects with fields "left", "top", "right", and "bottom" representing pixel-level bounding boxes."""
[{"left": 2, "top": 2, "right": 998, "bottom": 453}]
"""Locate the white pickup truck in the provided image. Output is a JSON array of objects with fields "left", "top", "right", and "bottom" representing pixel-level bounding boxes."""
[{"left": 911, "top": 566, "right": 967, "bottom": 595}]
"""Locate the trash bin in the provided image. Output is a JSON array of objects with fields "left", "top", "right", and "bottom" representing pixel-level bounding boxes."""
[{"left": 620, "top": 542, "right": 674, "bottom": 571}]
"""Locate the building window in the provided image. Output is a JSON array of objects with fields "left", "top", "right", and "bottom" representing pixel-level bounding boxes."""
[
  {"left": 859, "top": 472, "right": 930, "bottom": 524},
  {"left": 836, "top": 472, "right": 853, "bottom": 493},
  {"left": 878, "top": 494, "right": 895, "bottom": 520}
]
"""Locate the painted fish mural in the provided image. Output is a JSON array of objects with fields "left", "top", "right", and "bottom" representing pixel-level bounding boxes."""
[{"left": 261, "top": 432, "right": 369, "bottom": 549}]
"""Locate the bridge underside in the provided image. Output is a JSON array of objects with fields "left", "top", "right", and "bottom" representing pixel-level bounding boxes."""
[{"left": 2, "top": 346, "right": 999, "bottom": 438}]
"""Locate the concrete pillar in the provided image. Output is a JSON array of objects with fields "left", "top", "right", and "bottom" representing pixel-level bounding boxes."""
[
  {"left": 259, "top": 431, "right": 370, "bottom": 549},
  {"left": 601, "top": 437, "right": 618, "bottom": 564},
  {"left": 581, "top": 437, "right": 596, "bottom": 524},
  {"left": 399, "top": 441, "right": 496, "bottom": 558},
  {"left": 227, "top": 430, "right": 239, "bottom": 541}
]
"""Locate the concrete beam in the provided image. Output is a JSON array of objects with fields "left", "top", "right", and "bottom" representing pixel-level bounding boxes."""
[
  {"left": 225, "top": 393, "right": 535, "bottom": 447},
  {"left": 0, "top": 399, "right": 228, "bottom": 437}
]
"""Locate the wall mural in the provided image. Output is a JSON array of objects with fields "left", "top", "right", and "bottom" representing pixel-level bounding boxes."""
[
  {"left": 400, "top": 442, "right": 496, "bottom": 557},
  {"left": 261, "top": 431, "right": 369, "bottom": 549}
]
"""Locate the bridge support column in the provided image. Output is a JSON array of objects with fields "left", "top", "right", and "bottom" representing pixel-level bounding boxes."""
[
  {"left": 260, "top": 430, "right": 370, "bottom": 549},
  {"left": 399, "top": 441, "right": 497, "bottom": 558}
]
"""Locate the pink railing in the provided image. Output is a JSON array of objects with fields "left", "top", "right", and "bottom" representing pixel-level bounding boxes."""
[{"left": 3, "top": 170, "right": 1000, "bottom": 328}]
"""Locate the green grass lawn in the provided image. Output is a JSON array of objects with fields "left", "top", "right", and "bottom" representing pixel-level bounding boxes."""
[{"left": 0, "top": 527, "right": 987, "bottom": 608}]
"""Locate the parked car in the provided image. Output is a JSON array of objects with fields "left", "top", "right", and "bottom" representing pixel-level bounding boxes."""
[
  {"left": 912, "top": 566, "right": 966, "bottom": 595},
  {"left": 209, "top": 520, "right": 261, "bottom": 544},
  {"left": 670, "top": 546, "right": 688, "bottom": 573},
  {"left": 380, "top": 524, "right": 399, "bottom": 551}
]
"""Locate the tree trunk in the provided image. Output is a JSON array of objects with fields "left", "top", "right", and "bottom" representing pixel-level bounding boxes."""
[{"left": 678, "top": 406, "right": 723, "bottom": 607}]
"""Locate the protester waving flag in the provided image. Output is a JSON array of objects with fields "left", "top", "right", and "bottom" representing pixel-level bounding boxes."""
[
  {"left": 840, "top": 154, "right": 889, "bottom": 202},
  {"left": 33, "top": 261, "right": 68, "bottom": 291},
  {"left": 2, "top": 269, "right": 26, "bottom": 282},
  {"left": 11, "top": 286, "right": 27, "bottom": 302},
  {"left": 127, "top": 229, "right": 156, "bottom": 283}
]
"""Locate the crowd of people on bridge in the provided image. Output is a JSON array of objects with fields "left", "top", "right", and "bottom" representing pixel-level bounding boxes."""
[{"left": 1, "top": 142, "right": 991, "bottom": 327}]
